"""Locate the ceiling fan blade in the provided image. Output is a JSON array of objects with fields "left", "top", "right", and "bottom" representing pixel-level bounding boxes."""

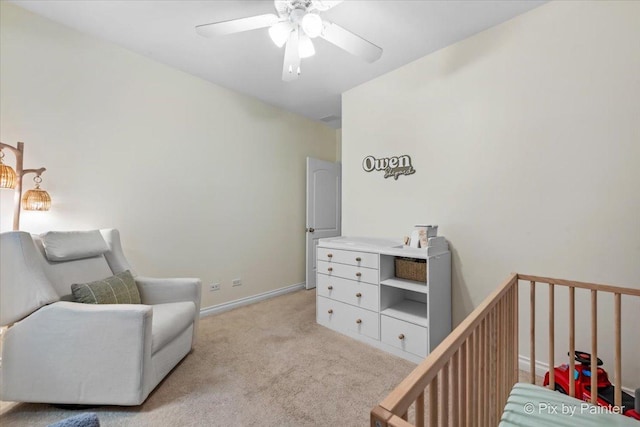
[
  {"left": 196, "top": 14, "right": 279, "bottom": 38},
  {"left": 311, "top": 1, "right": 344, "bottom": 12},
  {"left": 320, "top": 21, "right": 382, "bottom": 63},
  {"left": 282, "top": 28, "right": 301, "bottom": 82}
]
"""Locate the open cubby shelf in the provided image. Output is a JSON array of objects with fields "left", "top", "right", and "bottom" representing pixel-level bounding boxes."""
[
  {"left": 380, "top": 278, "right": 428, "bottom": 294},
  {"left": 381, "top": 299, "right": 428, "bottom": 327}
]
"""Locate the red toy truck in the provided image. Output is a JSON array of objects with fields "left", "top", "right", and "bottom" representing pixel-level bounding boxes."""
[{"left": 543, "top": 351, "right": 640, "bottom": 420}]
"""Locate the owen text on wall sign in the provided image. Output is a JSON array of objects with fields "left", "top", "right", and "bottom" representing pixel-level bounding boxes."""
[{"left": 362, "top": 155, "right": 416, "bottom": 180}]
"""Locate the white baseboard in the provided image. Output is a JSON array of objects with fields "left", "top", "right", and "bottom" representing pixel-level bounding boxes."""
[
  {"left": 199, "top": 282, "right": 306, "bottom": 318},
  {"left": 518, "top": 354, "right": 634, "bottom": 395},
  {"left": 518, "top": 354, "right": 550, "bottom": 379}
]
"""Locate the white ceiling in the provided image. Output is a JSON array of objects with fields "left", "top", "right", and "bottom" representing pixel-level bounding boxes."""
[{"left": 11, "top": 0, "right": 545, "bottom": 128}]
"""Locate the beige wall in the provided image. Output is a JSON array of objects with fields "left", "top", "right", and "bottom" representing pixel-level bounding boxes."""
[
  {"left": 0, "top": 3, "right": 337, "bottom": 310},
  {"left": 342, "top": 1, "right": 640, "bottom": 386}
]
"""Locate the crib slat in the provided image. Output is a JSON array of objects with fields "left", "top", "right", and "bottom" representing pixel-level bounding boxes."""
[
  {"left": 507, "top": 286, "right": 514, "bottom": 387},
  {"left": 569, "top": 286, "right": 576, "bottom": 397},
  {"left": 495, "top": 301, "right": 500, "bottom": 421},
  {"left": 465, "top": 335, "right": 475, "bottom": 426},
  {"left": 416, "top": 390, "right": 424, "bottom": 427},
  {"left": 500, "top": 295, "right": 511, "bottom": 407},
  {"left": 471, "top": 331, "right": 478, "bottom": 425},
  {"left": 512, "top": 285, "right": 518, "bottom": 385},
  {"left": 483, "top": 317, "right": 489, "bottom": 427},
  {"left": 500, "top": 298, "right": 507, "bottom": 413},
  {"left": 490, "top": 307, "right": 497, "bottom": 425},
  {"left": 515, "top": 286, "right": 519, "bottom": 379},
  {"left": 440, "top": 362, "right": 449, "bottom": 427},
  {"left": 478, "top": 319, "right": 485, "bottom": 427},
  {"left": 548, "top": 283, "right": 555, "bottom": 390},
  {"left": 494, "top": 300, "right": 504, "bottom": 411},
  {"left": 530, "top": 281, "right": 536, "bottom": 384},
  {"left": 614, "top": 293, "right": 622, "bottom": 409},
  {"left": 461, "top": 341, "right": 468, "bottom": 427},
  {"left": 429, "top": 377, "right": 438, "bottom": 426},
  {"left": 507, "top": 289, "right": 513, "bottom": 389},
  {"left": 451, "top": 351, "right": 459, "bottom": 427},
  {"left": 504, "top": 295, "right": 510, "bottom": 405},
  {"left": 591, "top": 290, "right": 598, "bottom": 404}
]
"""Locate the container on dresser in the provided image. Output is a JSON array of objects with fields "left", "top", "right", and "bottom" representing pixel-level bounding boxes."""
[{"left": 315, "top": 236, "right": 451, "bottom": 364}]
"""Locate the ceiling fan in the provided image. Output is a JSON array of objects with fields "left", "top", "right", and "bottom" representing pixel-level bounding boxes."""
[{"left": 196, "top": 0, "right": 383, "bottom": 82}]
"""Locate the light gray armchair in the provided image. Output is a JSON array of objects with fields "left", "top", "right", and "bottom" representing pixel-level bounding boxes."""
[{"left": 0, "top": 229, "right": 201, "bottom": 406}]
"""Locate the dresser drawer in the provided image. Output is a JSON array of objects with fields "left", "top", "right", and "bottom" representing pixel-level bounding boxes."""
[
  {"left": 381, "top": 315, "right": 428, "bottom": 358},
  {"left": 317, "top": 296, "right": 379, "bottom": 340},
  {"left": 317, "top": 275, "right": 379, "bottom": 312},
  {"left": 317, "top": 247, "right": 378, "bottom": 269},
  {"left": 317, "top": 260, "right": 378, "bottom": 285}
]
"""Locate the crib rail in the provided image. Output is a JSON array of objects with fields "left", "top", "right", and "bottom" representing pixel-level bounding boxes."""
[{"left": 371, "top": 273, "right": 640, "bottom": 427}]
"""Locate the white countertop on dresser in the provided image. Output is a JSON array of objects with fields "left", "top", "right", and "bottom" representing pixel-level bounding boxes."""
[{"left": 317, "top": 236, "right": 449, "bottom": 258}]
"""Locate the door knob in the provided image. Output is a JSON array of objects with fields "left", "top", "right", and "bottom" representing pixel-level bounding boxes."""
[{"left": 307, "top": 227, "right": 315, "bottom": 233}]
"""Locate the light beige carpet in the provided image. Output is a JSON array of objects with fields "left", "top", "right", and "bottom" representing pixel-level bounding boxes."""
[{"left": 0, "top": 289, "right": 416, "bottom": 426}]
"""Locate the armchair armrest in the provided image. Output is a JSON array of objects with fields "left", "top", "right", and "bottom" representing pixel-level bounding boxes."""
[
  {"left": 1, "top": 301, "right": 153, "bottom": 405},
  {"left": 135, "top": 276, "right": 201, "bottom": 308},
  {"left": 135, "top": 276, "right": 202, "bottom": 348}
]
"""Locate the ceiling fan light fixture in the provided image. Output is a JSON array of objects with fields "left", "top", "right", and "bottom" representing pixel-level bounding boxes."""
[
  {"left": 268, "top": 21, "right": 292, "bottom": 48},
  {"left": 301, "top": 13, "right": 323, "bottom": 38},
  {"left": 298, "top": 33, "right": 315, "bottom": 58}
]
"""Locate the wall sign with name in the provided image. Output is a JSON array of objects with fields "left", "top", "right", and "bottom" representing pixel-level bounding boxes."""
[{"left": 362, "top": 155, "right": 416, "bottom": 180}]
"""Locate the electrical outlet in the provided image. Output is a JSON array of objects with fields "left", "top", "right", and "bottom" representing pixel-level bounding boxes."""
[
  {"left": 232, "top": 278, "right": 242, "bottom": 287},
  {"left": 209, "top": 283, "right": 220, "bottom": 292}
]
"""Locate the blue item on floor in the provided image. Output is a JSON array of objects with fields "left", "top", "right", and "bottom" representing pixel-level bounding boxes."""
[{"left": 47, "top": 413, "right": 100, "bottom": 427}]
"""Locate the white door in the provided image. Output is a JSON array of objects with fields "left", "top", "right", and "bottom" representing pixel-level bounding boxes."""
[{"left": 306, "top": 158, "right": 341, "bottom": 290}]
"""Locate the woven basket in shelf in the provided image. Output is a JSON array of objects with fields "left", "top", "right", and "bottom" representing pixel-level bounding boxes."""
[{"left": 394, "top": 257, "right": 427, "bottom": 283}]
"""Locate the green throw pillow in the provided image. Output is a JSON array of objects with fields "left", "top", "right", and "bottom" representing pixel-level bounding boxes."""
[{"left": 71, "top": 270, "right": 141, "bottom": 304}]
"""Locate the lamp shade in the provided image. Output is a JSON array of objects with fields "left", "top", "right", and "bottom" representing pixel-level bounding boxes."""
[
  {"left": 0, "top": 163, "right": 17, "bottom": 189},
  {"left": 22, "top": 188, "right": 51, "bottom": 211}
]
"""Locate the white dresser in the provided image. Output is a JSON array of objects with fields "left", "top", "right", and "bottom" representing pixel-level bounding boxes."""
[{"left": 316, "top": 237, "right": 451, "bottom": 363}]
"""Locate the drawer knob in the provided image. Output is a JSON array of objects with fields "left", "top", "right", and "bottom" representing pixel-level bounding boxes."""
[
  {"left": 356, "top": 292, "right": 362, "bottom": 297},
  {"left": 355, "top": 257, "right": 362, "bottom": 262},
  {"left": 328, "top": 267, "right": 333, "bottom": 272},
  {"left": 356, "top": 319, "right": 362, "bottom": 324},
  {"left": 327, "top": 253, "right": 333, "bottom": 258},
  {"left": 328, "top": 309, "right": 333, "bottom": 314},
  {"left": 398, "top": 334, "right": 405, "bottom": 340},
  {"left": 327, "top": 285, "right": 333, "bottom": 290},
  {"left": 355, "top": 272, "right": 362, "bottom": 277}
]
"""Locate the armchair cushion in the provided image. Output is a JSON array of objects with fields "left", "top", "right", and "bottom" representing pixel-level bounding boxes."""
[
  {"left": 151, "top": 302, "right": 196, "bottom": 353},
  {"left": 71, "top": 270, "right": 141, "bottom": 304},
  {"left": 41, "top": 230, "right": 109, "bottom": 262}
]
